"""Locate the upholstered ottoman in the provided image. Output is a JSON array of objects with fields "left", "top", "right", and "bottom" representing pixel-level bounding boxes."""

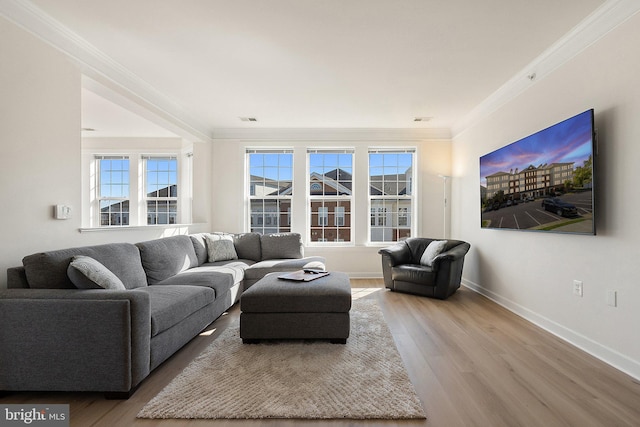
[{"left": 240, "top": 271, "right": 352, "bottom": 343}]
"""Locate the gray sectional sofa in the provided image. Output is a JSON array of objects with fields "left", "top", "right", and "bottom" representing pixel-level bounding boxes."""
[{"left": 0, "top": 232, "right": 324, "bottom": 398}]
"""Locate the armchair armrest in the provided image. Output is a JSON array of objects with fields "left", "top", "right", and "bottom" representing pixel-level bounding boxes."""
[
  {"left": 431, "top": 242, "right": 471, "bottom": 267},
  {"left": 0, "top": 289, "right": 151, "bottom": 394},
  {"left": 378, "top": 242, "right": 411, "bottom": 289},
  {"left": 378, "top": 242, "right": 412, "bottom": 266},
  {"left": 430, "top": 242, "right": 471, "bottom": 299}
]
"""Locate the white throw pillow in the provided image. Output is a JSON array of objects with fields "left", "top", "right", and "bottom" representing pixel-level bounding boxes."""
[
  {"left": 67, "top": 255, "right": 126, "bottom": 290},
  {"left": 205, "top": 234, "right": 238, "bottom": 262},
  {"left": 419, "top": 240, "right": 448, "bottom": 267}
]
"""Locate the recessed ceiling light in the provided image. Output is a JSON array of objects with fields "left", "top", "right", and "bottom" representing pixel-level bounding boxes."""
[
  {"left": 413, "top": 117, "right": 432, "bottom": 122},
  {"left": 239, "top": 117, "right": 258, "bottom": 122}
]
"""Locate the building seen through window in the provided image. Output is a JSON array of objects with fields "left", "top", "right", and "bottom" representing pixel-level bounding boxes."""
[
  {"left": 369, "top": 150, "right": 414, "bottom": 242},
  {"left": 248, "top": 150, "right": 293, "bottom": 234},
  {"left": 97, "top": 155, "right": 130, "bottom": 226},
  {"left": 309, "top": 150, "right": 353, "bottom": 243}
]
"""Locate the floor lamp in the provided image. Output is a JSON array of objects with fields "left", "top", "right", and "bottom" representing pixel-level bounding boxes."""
[{"left": 438, "top": 175, "right": 449, "bottom": 239}]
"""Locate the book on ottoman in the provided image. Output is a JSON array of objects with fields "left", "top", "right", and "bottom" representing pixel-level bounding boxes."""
[{"left": 278, "top": 269, "right": 330, "bottom": 281}]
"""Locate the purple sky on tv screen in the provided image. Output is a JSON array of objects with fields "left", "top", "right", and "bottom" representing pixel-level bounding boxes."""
[{"left": 480, "top": 110, "right": 593, "bottom": 187}]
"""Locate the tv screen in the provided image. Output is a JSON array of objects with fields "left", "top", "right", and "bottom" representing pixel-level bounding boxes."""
[{"left": 480, "top": 109, "right": 595, "bottom": 235}]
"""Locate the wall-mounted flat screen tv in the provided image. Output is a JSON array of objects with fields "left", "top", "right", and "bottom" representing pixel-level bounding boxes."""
[{"left": 480, "top": 109, "right": 595, "bottom": 235}]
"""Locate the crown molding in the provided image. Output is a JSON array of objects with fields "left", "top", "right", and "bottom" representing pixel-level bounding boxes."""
[
  {"left": 0, "top": 0, "right": 213, "bottom": 143},
  {"left": 211, "top": 127, "right": 452, "bottom": 142},
  {"left": 452, "top": 0, "right": 640, "bottom": 138}
]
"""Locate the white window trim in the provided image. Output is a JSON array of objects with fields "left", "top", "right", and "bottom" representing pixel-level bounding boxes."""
[
  {"left": 246, "top": 148, "right": 294, "bottom": 234},
  {"left": 142, "top": 155, "right": 179, "bottom": 226},
  {"left": 367, "top": 147, "right": 417, "bottom": 245},
  {"left": 94, "top": 154, "right": 131, "bottom": 227},
  {"left": 307, "top": 148, "right": 355, "bottom": 246},
  {"left": 82, "top": 145, "right": 192, "bottom": 229}
]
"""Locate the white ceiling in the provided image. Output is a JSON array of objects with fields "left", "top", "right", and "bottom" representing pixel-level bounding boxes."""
[{"left": 14, "top": 0, "right": 612, "bottom": 137}]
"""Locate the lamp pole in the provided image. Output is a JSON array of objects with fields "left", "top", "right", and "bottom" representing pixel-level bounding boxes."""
[{"left": 438, "top": 175, "right": 449, "bottom": 239}]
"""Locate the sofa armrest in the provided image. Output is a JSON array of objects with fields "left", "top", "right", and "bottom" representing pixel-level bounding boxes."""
[
  {"left": 0, "top": 289, "right": 151, "bottom": 394},
  {"left": 7, "top": 266, "right": 28, "bottom": 288}
]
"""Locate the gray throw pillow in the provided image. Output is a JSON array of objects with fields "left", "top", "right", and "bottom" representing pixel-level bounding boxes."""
[
  {"left": 205, "top": 234, "right": 238, "bottom": 262},
  {"left": 67, "top": 255, "right": 126, "bottom": 290},
  {"left": 419, "top": 240, "right": 448, "bottom": 267}
]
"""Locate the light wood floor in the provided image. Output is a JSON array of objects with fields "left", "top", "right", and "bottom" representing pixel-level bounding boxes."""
[{"left": 3, "top": 279, "right": 640, "bottom": 427}]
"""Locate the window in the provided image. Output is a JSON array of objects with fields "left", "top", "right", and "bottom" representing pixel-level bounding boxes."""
[
  {"left": 86, "top": 146, "right": 190, "bottom": 229},
  {"left": 144, "top": 156, "right": 178, "bottom": 225},
  {"left": 96, "top": 155, "right": 130, "bottom": 226},
  {"left": 335, "top": 206, "right": 345, "bottom": 226},
  {"left": 247, "top": 149, "right": 293, "bottom": 234},
  {"left": 369, "top": 149, "right": 415, "bottom": 242},
  {"left": 308, "top": 149, "right": 353, "bottom": 243},
  {"left": 318, "top": 206, "right": 329, "bottom": 226}
]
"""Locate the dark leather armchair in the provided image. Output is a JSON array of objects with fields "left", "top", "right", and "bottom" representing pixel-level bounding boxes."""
[{"left": 379, "top": 238, "right": 470, "bottom": 299}]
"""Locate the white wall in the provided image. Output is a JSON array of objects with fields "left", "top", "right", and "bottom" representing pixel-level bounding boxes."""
[
  {"left": 451, "top": 12, "right": 640, "bottom": 379},
  {"left": 0, "top": 18, "right": 212, "bottom": 287},
  {"left": 211, "top": 136, "right": 451, "bottom": 277}
]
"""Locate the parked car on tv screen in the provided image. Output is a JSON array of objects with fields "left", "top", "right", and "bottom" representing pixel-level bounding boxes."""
[{"left": 541, "top": 198, "right": 578, "bottom": 217}]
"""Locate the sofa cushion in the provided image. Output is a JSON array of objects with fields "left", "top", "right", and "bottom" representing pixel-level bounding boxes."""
[
  {"left": 233, "top": 232, "right": 262, "bottom": 262},
  {"left": 189, "top": 233, "right": 209, "bottom": 265},
  {"left": 135, "top": 285, "right": 214, "bottom": 337},
  {"left": 155, "top": 262, "right": 248, "bottom": 297},
  {"left": 420, "top": 240, "right": 447, "bottom": 267},
  {"left": 67, "top": 256, "right": 126, "bottom": 290},
  {"left": 136, "top": 235, "right": 198, "bottom": 285},
  {"left": 22, "top": 243, "right": 147, "bottom": 290},
  {"left": 260, "top": 233, "right": 303, "bottom": 260},
  {"left": 244, "top": 257, "right": 326, "bottom": 281},
  {"left": 204, "top": 234, "right": 238, "bottom": 262}
]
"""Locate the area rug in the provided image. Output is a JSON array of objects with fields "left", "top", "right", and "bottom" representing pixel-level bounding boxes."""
[{"left": 137, "top": 298, "right": 426, "bottom": 420}]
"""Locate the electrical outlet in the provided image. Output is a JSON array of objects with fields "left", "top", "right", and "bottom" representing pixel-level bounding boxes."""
[{"left": 573, "top": 280, "right": 583, "bottom": 297}]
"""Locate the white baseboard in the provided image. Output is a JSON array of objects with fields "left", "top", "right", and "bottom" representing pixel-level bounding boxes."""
[
  {"left": 346, "top": 272, "right": 384, "bottom": 279},
  {"left": 462, "top": 278, "right": 640, "bottom": 381}
]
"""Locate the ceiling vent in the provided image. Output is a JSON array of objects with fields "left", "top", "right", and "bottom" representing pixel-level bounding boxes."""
[
  {"left": 239, "top": 117, "right": 258, "bottom": 122},
  {"left": 413, "top": 117, "right": 432, "bottom": 122}
]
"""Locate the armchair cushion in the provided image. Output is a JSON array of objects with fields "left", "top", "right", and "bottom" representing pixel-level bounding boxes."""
[
  {"left": 392, "top": 264, "right": 436, "bottom": 284},
  {"left": 419, "top": 240, "right": 447, "bottom": 267}
]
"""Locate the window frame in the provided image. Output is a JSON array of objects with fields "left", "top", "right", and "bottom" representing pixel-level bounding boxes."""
[
  {"left": 95, "top": 155, "right": 131, "bottom": 227},
  {"left": 143, "top": 155, "right": 179, "bottom": 225},
  {"left": 85, "top": 147, "right": 189, "bottom": 229},
  {"left": 246, "top": 149, "right": 294, "bottom": 234},
  {"left": 368, "top": 148, "right": 416, "bottom": 244},
  {"left": 307, "top": 148, "right": 354, "bottom": 245}
]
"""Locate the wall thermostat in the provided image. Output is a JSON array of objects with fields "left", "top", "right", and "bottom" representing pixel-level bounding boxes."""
[{"left": 54, "top": 205, "right": 72, "bottom": 220}]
